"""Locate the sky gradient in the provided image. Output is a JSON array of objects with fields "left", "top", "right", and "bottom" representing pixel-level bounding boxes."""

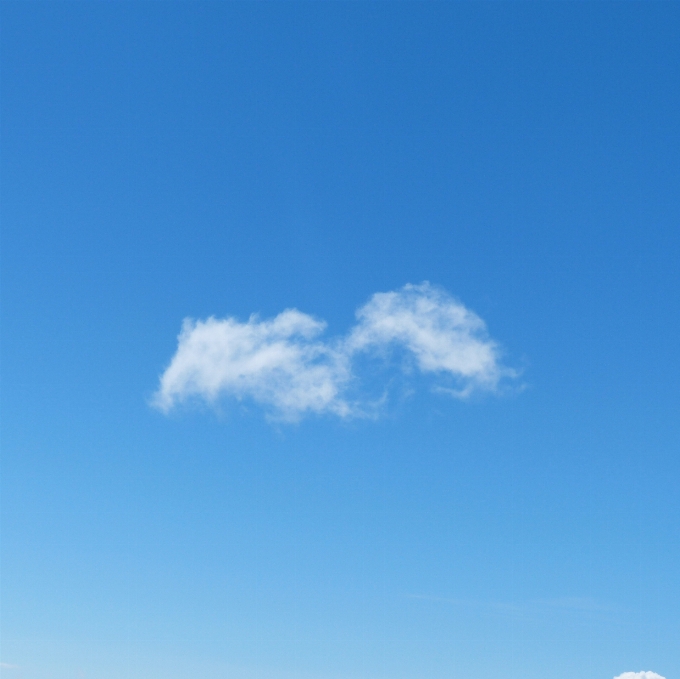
[{"left": 1, "top": 3, "right": 679, "bottom": 679}]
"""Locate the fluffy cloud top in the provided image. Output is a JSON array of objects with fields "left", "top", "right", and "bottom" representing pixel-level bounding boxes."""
[
  {"left": 153, "top": 283, "right": 513, "bottom": 420},
  {"left": 614, "top": 673, "right": 666, "bottom": 679}
]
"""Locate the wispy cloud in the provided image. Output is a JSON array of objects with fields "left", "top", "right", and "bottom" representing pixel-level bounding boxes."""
[
  {"left": 407, "top": 593, "right": 620, "bottom": 626},
  {"left": 614, "top": 673, "right": 666, "bottom": 679},
  {"left": 0, "top": 664, "right": 20, "bottom": 671},
  {"left": 153, "top": 283, "right": 516, "bottom": 421},
  {"left": 408, "top": 594, "right": 612, "bottom": 613}
]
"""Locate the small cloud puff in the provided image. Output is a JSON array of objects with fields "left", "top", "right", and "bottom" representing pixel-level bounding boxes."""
[
  {"left": 347, "top": 283, "right": 506, "bottom": 396},
  {"left": 153, "top": 309, "right": 351, "bottom": 420},
  {"left": 153, "top": 282, "right": 515, "bottom": 421},
  {"left": 614, "top": 673, "right": 666, "bottom": 679}
]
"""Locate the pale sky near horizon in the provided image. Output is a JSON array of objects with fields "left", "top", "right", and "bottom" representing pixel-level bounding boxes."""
[{"left": 1, "top": 3, "right": 678, "bottom": 679}]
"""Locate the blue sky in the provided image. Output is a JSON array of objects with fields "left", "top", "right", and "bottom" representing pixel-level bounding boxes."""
[{"left": 1, "top": 3, "right": 678, "bottom": 679}]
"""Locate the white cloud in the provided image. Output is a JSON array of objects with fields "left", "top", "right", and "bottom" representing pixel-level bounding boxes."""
[
  {"left": 152, "top": 309, "right": 351, "bottom": 420},
  {"left": 153, "top": 283, "right": 514, "bottom": 420},
  {"left": 614, "top": 673, "right": 666, "bottom": 679},
  {"left": 347, "top": 283, "right": 506, "bottom": 396}
]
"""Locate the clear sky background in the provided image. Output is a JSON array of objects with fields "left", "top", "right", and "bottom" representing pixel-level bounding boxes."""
[{"left": 1, "top": 3, "right": 679, "bottom": 679}]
